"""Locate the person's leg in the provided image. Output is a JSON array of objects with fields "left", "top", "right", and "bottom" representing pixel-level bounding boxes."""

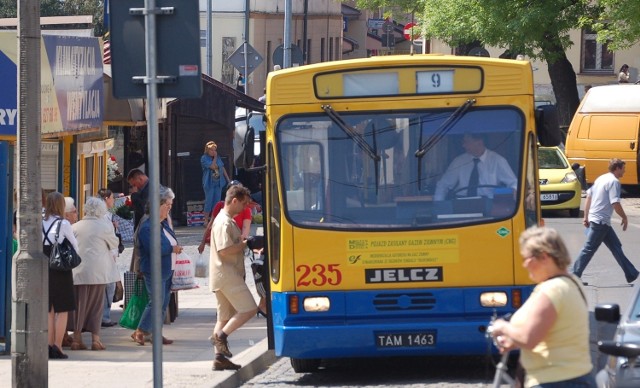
[
  {"left": 213, "top": 184, "right": 223, "bottom": 204},
  {"left": 212, "top": 291, "right": 235, "bottom": 357},
  {"left": 71, "top": 285, "right": 87, "bottom": 349},
  {"left": 258, "top": 297, "right": 267, "bottom": 315},
  {"left": 220, "top": 283, "right": 258, "bottom": 336},
  {"left": 602, "top": 226, "right": 640, "bottom": 282},
  {"left": 211, "top": 291, "right": 240, "bottom": 370},
  {"left": 572, "top": 222, "right": 607, "bottom": 278},
  {"left": 161, "top": 274, "right": 173, "bottom": 319},
  {"left": 48, "top": 308, "right": 56, "bottom": 346},
  {"left": 203, "top": 184, "right": 215, "bottom": 223},
  {"left": 103, "top": 282, "right": 116, "bottom": 324},
  {"left": 156, "top": 274, "right": 174, "bottom": 344},
  {"left": 54, "top": 312, "right": 68, "bottom": 353},
  {"left": 137, "top": 274, "right": 153, "bottom": 332}
]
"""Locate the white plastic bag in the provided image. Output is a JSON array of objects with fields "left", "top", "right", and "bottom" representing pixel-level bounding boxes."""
[
  {"left": 195, "top": 253, "right": 209, "bottom": 278},
  {"left": 171, "top": 252, "right": 198, "bottom": 290}
]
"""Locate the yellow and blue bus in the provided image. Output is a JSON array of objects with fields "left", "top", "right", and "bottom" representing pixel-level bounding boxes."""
[{"left": 262, "top": 54, "right": 560, "bottom": 372}]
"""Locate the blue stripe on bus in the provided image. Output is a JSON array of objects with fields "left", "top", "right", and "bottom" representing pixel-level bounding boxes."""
[{"left": 271, "top": 286, "right": 533, "bottom": 359}]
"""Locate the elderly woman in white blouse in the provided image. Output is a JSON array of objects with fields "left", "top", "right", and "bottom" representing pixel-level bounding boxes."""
[{"left": 70, "top": 197, "right": 120, "bottom": 351}]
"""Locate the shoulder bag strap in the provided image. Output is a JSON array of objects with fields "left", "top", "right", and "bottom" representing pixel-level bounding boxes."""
[
  {"left": 54, "top": 218, "right": 63, "bottom": 240},
  {"left": 549, "top": 273, "right": 587, "bottom": 305},
  {"left": 42, "top": 218, "right": 59, "bottom": 245}
]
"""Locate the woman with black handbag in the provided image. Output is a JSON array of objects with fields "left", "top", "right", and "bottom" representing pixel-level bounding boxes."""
[{"left": 43, "top": 191, "right": 79, "bottom": 359}]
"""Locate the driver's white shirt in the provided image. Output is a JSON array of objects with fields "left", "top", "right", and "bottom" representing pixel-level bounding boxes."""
[{"left": 434, "top": 149, "right": 517, "bottom": 200}]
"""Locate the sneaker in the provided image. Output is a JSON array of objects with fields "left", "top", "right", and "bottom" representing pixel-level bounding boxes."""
[
  {"left": 212, "top": 333, "right": 232, "bottom": 358},
  {"left": 213, "top": 357, "right": 241, "bottom": 371},
  {"left": 101, "top": 321, "right": 117, "bottom": 328},
  {"left": 627, "top": 273, "right": 639, "bottom": 284}
]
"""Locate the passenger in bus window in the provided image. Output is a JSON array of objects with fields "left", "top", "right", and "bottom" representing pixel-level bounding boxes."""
[{"left": 434, "top": 133, "right": 517, "bottom": 201}]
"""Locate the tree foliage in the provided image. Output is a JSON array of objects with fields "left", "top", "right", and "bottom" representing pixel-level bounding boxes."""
[
  {"left": 355, "top": 0, "right": 638, "bottom": 125},
  {"left": 595, "top": 0, "right": 640, "bottom": 50},
  {"left": 359, "top": 0, "right": 601, "bottom": 63},
  {"left": 0, "top": 0, "right": 104, "bottom": 36}
]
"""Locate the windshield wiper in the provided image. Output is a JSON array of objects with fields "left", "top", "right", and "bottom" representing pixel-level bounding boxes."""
[
  {"left": 321, "top": 105, "right": 381, "bottom": 162},
  {"left": 321, "top": 105, "right": 381, "bottom": 195},
  {"left": 414, "top": 98, "right": 476, "bottom": 159}
]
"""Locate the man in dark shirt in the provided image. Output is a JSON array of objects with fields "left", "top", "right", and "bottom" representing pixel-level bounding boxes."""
[{"left": 127, "top": 168, "right": 149, "bottom": 229}]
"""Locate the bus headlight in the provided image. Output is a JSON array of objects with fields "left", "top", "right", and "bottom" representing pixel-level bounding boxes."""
[
  {"left": 303, "top": 297, "right": 330, "bottom": 312},
  {"left": 480, "top": 292, "right": 508, "bottom": 307}
]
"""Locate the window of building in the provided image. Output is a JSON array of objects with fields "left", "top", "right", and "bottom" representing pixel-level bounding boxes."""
[
  {"left": 267, "top": 41, "right": 272, "bottom": 73},
  {"left": 581, "top": 28, "right": 613, "bottom": 73},
  {"left": 321, "top": 38, "right": 326, "bottom": 62},
  {"left": 200, "top": 30, "right": 206, "bottom": 48},
  {"left": 329, "top": 38, "right": 334, "bottom": 61}
]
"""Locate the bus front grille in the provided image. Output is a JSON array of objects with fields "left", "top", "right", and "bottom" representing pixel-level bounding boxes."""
[{"left": 373, "top": 292, "right": 436, "bottom": 311}]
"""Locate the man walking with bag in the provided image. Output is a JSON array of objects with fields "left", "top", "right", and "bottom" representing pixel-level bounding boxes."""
[
  {"left": 573, "top": 158, "right": 639, "bottom": 285},
  {"left": 209, "top": 184, "right": 257, "bottom": 370}
]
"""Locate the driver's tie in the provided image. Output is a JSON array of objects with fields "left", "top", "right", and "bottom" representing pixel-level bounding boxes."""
[{"left": 468, "top": 158, "right": 480, "bottom": 196}]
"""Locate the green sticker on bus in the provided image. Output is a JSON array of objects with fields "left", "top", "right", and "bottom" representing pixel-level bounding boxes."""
[{"left": 496, "top": 227, "right": 510, "bottom": 237}]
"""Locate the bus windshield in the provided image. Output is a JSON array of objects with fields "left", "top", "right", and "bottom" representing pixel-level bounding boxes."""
[{"left": 277, "top": 107, "right": 524, "bottom": 230}]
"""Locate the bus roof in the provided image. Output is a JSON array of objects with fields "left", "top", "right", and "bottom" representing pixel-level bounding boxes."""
[
  {"left": 580, "top": 84, "right": 640, "bottom": 113},
  {"left": 266, "top": 54, "right": 533, "bottom": 106}
]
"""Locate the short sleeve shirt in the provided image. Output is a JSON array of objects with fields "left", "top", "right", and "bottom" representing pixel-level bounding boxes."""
[
  {"left": 209, "top": 209, "right": 245, "bottom": 291},
  {"left": 587, "top": 172, "right": 620, "bottom": 225}
]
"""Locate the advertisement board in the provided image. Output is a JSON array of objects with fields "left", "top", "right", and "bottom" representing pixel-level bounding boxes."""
[{"left": 0, "top": 32, "right": 103, "bottom": 138}]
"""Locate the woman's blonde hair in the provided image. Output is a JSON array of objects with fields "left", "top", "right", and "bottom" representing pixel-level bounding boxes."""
[
  {"left": 519, "top": 226, "right": 571, "bottom": 270},
  {"left": 44, "top": 191, "right": 66, "bottom": 221},
  {"left": 204, "top": 141, "right": 217, "bottom": 153}
]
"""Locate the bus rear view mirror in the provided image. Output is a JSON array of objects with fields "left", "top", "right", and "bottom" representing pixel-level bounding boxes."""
[{"left": 535, "top": 105, "right": 562, "bottom": 147}]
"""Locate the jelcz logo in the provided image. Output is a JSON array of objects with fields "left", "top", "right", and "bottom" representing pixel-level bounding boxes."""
[{"left": 365, "top": 267, "right": 443, "bottom": 283}]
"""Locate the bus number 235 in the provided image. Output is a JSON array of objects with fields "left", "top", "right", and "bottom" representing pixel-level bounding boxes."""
[{"left": 296, "top": 264, "right": 342, "bottom": 287}]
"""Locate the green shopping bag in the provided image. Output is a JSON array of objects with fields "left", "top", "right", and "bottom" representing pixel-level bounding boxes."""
[{"left": 119, "top": 278, "right": 149, "bottom": 330}]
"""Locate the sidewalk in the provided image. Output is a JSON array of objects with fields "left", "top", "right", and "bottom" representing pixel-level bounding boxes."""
[{"left": 0, "top": 225, "right": 276, "bottom": 387}]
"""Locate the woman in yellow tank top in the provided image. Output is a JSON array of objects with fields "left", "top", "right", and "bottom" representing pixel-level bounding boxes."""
[{"left": 489, "top": 226, "right": 596, "bottom": 388}]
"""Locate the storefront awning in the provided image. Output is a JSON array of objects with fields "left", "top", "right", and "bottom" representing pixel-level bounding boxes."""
[
  {"left": 103, "top": 65, "right": 145, "bottom": 126},
  {"left": 202, "top": 74, "right": 265, "bottom": 113}
]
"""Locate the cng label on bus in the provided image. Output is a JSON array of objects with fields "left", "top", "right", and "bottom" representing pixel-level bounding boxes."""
[{"left": 365, "top": 267, "right": 443, "bottom": 283}]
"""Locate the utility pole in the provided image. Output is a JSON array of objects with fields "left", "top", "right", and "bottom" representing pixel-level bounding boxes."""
[
  {"left": 206, "top": 0, "right": 212, "bottom": 75},
  {"left": 283, "top": 0, "right": 292, "bottom": 68},
  {"left": 302, "top": 0, "right": 308, "bottom": 64},
  {"left": 243, "top": 0, "right": 250, "bottom": 96},
  {"left": 13, "top": 0, "right": 47, "bottom": 386}
]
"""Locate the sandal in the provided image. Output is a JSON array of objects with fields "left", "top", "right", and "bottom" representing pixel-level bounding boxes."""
[
  {"left": 61, "top": 333, "right": 73, "bottom": 348},
  {"left": 131, "top": 329, "right": 146, "bottom": 346},
  {"left": 91, "top": 340, "right": 106, "bottom": 351},
  {"left": 70, "top": 341, "right": 87, "bottom": 351}
]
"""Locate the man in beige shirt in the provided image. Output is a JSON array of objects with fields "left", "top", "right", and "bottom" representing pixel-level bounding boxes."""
[{"left": 209, "top": 184, "right": 257, "bottom": 371}]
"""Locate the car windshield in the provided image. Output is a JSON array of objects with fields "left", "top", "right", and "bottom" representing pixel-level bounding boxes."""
[
  {"left": 276, "top": 107, "right": 524, "bottom": 230},
  {"left": 538, "top": 147, "right": 568, "bottom": 169}
]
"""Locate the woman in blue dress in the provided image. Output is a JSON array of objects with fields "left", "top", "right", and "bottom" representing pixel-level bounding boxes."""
[{"left": 201, "top": 141, "right": 230, "bottom": 224}]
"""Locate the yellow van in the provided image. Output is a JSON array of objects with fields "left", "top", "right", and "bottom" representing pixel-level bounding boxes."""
[{"left": 565, "top": 84, "right": 640, "bottom": 185}]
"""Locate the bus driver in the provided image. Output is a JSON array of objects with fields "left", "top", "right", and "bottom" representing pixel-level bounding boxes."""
[{"left": 434, "top": 133, "right": 517, "bottom": 201}]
